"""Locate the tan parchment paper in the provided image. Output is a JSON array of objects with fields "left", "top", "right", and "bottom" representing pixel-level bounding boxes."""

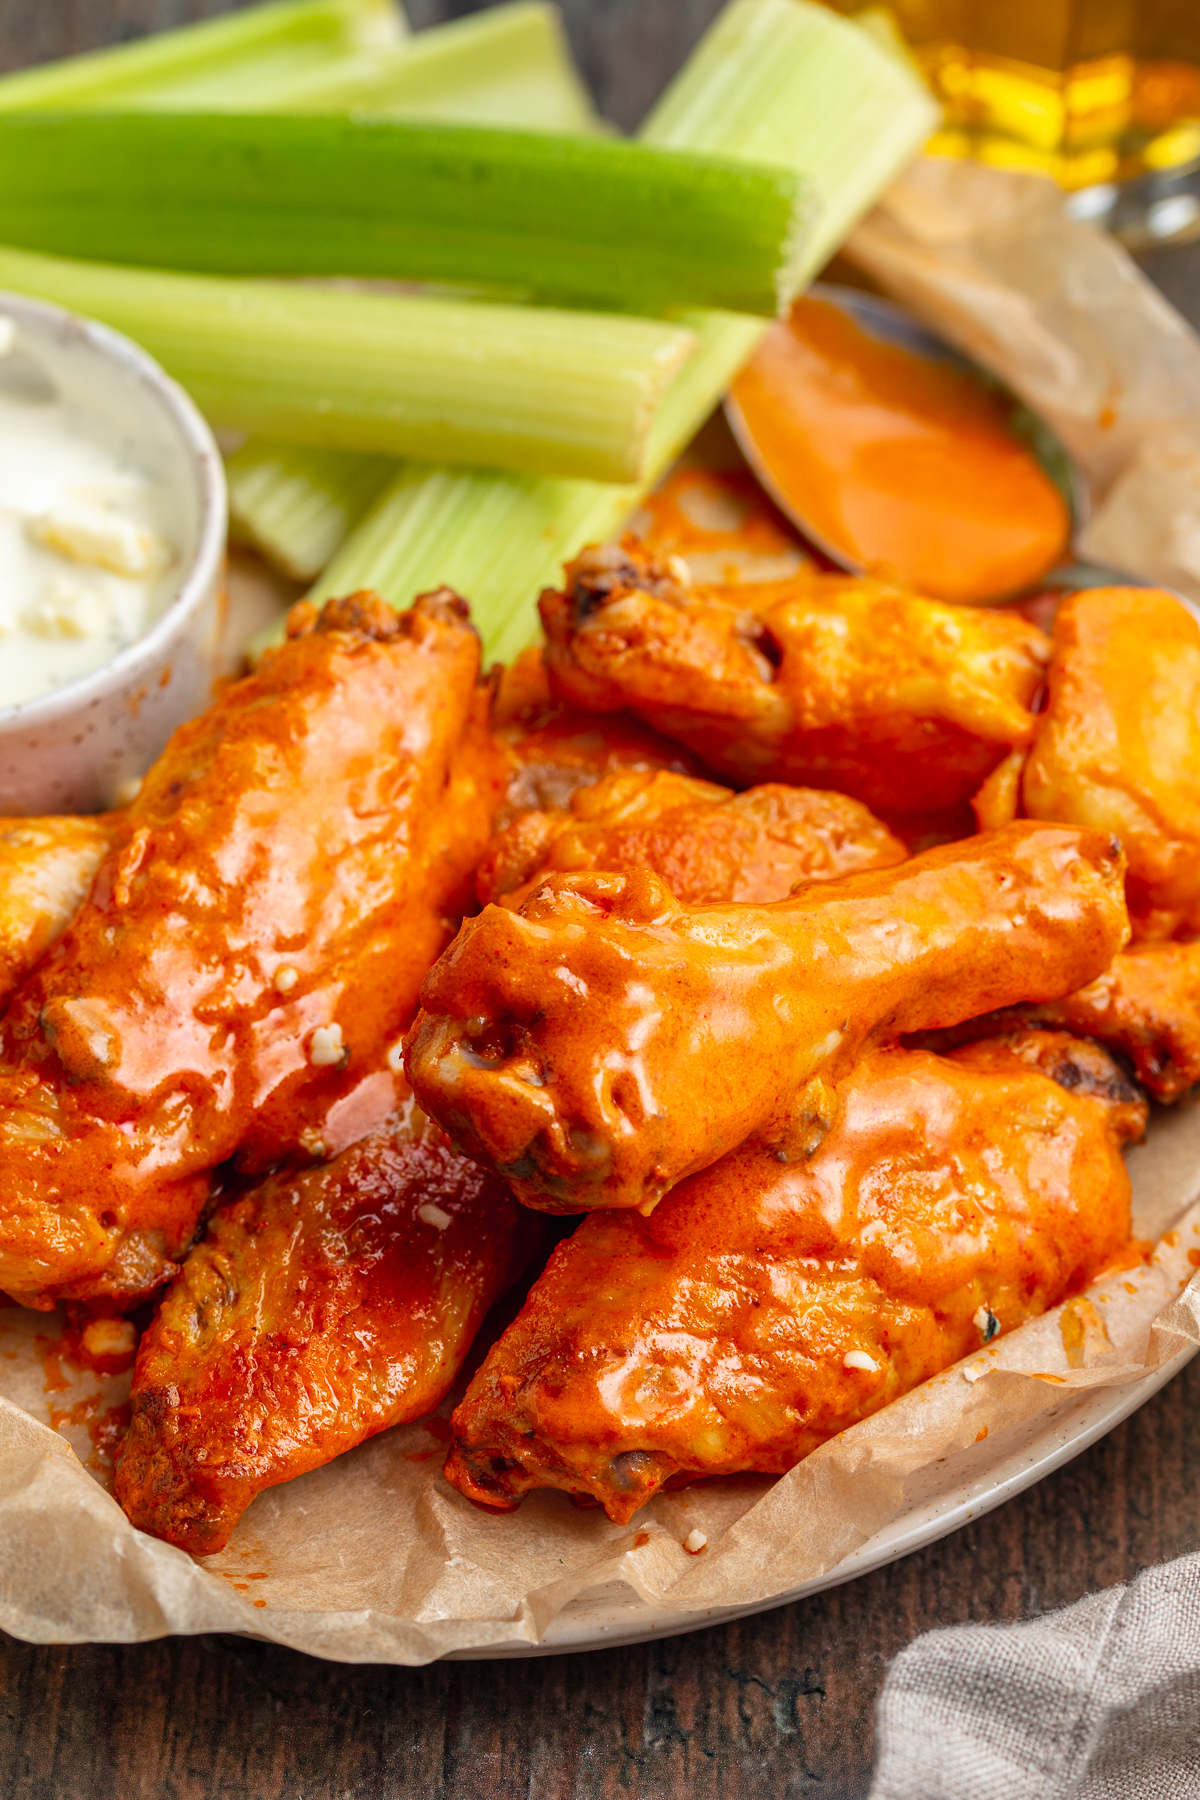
[{"left": 3, "top": 162, "right": 1200, "bottom": 1666}]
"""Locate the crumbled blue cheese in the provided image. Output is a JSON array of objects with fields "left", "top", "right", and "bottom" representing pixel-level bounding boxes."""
[
  {"left": 28, "top": 501, "right": 169, "bottom": 579},
  {"left": 19, "top": 579, "right": 111, "bottom": 641},
  {"left": 974, "top": 1305, "right": 1000, "bottom": 1342},
  {"left": 0, "top": 320, "right": 178, "bottom": 708},
  {"left": 843, "top": 1348, "right": 880, "bottom": 1373},
  {"left": 309, "top": 1023, "right": 345, "bottom": 1067}
]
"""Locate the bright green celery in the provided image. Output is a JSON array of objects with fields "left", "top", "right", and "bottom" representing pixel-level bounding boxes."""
[
  {"left": 0, "top": 0, "right": 404, "bottom": 114},
  {"left": 286, "top": 0, "right": 935, "bottom": 659},
  {"left": 642, "top": 0, "right": 938, "bottom": 279},
  {"left": 223, "top": 1, "right": 601, "bottom": 582},
  {"left": 227, "top": 442, "right": 396, "bottom": 582},
  {"left": 306, "top": 310, "right": 765, "bottom": 665},
  {"left": 0, "top": 245, "right": 696, "bottom": 482},
  {"left": 273, "top": 3, "right": 596, "bottom": 133},
  {"left": 0, "top": 114, "right": 812, "bottom": 319}
]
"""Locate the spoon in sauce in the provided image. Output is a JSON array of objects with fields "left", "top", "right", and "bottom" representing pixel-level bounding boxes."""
[{"left": 725, "top": 286, "right": 1079, "bottom": 605}]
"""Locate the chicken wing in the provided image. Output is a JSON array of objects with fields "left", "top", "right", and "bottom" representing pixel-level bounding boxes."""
[
  {"left": 115, "top": 1095, "right": 545, "bottom": 1554},
  {"left": 0, "top": 814, "right": 113, "bottom": 1004},
  {"left": 0, "top": 589, "right": 504, "bottom": 1309},
  {"left": 914, "top": 940, "right": 1200, "bottom": 1106},
  {"left": 406, "top": 822, "right": 1129, "bottom": 1215},
  {"left": 1023, "top": 587, "right": 1200, "bottom": 941},
  {"left": 445, "top": 1033, "right": 1143, "bottom": 1521},
  {"left": 539, "top": 542, "right": 1050, "bottom": 834},
  {"left": 492, "top": 643, "right": 698, "bottom": 817},
  {"left": 476, "top": 767, "right": 905, "bottom": 909}
]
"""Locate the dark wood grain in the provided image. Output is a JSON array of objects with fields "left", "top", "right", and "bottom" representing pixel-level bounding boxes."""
[{"left": 1, "top": 4, "right": 1199, "bottom": 1797}]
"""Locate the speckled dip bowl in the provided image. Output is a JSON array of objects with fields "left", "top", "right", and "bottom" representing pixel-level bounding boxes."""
[{"left": 0, "top": 290, "right": 226, "bottom": 816}]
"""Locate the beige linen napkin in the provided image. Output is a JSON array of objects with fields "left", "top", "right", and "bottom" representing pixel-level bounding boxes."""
[{"left": 871, "top": 1550, "right": 1200, "bottom": 1798}]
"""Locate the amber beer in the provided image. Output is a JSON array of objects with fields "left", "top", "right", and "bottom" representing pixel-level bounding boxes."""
[{"left": 819, "top": 0, "right": 1200, "bottom": 194}]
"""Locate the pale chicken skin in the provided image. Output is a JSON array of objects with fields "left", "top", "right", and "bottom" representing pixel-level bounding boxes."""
[
  {"left": 445, "top": 1033, "right": 1144, "bottom": 1522},
  {"left": 114, "top": 1096, "right": 545, "bottom": 1554},
  {"left": 1023, "top": 587, "right": 1200, "bottom": 940},
  {"left": 0, "top": 814, "right": 114, "bottom": 1004},
  {"left": 406, "top": 822, "right": 1130, "bottom": 1216},
  {"left": 0, "top": 590, "right": 505, "bottom": 1309},
  {"left": 539, "top": 542, "right": 1050, "bottom": 835},
  {"left": 476, "top": 767, "right": 906, "bottom": 909}
]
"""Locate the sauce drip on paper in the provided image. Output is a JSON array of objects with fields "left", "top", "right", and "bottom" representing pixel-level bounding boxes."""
[{"left": 729, "top": 296, "right": 1071, "bottom": 604}]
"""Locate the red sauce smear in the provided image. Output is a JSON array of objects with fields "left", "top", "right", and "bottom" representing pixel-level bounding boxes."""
[
  {"left": 729, "top": 296, "right": 1071, "bottom": 604},
  {"left": 48, "top": 1392, "right": 132, "bottom": 1478}
]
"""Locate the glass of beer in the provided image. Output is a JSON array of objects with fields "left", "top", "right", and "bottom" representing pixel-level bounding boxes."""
[{"left": 818, "top": 0, "right": 1200, "bottom": 242}]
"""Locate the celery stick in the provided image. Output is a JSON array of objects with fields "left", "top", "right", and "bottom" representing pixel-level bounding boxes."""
[
  {"left": 291, "top": 0, "right": 934, "bottom": 660},
  {"left": 275, "top": 3, "right": 596, "bottom": 133},
  {"left": 227, "top": 442, "right": 396, "bottom": 582},
  {"left": 0, "top": 2, "right": 596, "bottom": 135},
  {"left": 642, "top": 0, "right": 937, "bottom": 277},
  {"left": 203, "top": 2, "right": 602, "bottom": 583},
  {"left": 0, "top": 0, "right": 404, "bottom": 114},
  {"left": 0, "top": 114, "right": 811, "bottom": 319},
  {"left": 306, "top": 310, "right": 765, "bottom": 664},
  {"left": 0, "top": 245, "right": 696, "bottom": 482}
]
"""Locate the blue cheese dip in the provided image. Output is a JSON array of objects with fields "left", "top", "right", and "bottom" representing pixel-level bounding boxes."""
[{"left": 0, "top": 316, "right": 176, "bottom": 709}]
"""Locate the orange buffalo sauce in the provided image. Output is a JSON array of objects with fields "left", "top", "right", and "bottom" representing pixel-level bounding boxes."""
[{"left": 729, "top": 296, "right": 1071, "bottom": 604}]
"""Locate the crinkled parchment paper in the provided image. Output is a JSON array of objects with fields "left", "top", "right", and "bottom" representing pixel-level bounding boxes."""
[{"left": 4, "top": 162, "right": 1200, "bottom": 1665}]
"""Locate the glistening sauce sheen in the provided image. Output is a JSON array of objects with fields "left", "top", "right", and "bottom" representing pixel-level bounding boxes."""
[{"left": 729, "top": 296, "right": 1071, "bottom": 604}]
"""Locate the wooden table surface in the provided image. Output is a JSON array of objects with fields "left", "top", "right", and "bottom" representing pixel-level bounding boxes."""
[{"left": 3, "top": 5, "right": 1200, "bottom": 1797}]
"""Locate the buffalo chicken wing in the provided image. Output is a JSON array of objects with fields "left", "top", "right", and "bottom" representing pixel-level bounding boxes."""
[
  {"left": 1023, "top": 587, "right": 1200, "bottom": 940},
  {"left": 914, "top": 940, "right": 1200, "bottom": 1105},
  {"left": 0, "top": 589, "right": 503, "bottom": 1309},
  {"left": 0, "top": 814, "right": 113, "bottom": 1004},
  {"left": 476, "top": 767, "right": 905, "bottom": 909},
  {"left": 406, "top": 822, "right": 1129, "bottom": 1215},
  {"left": 539, "top": 542, "right": 1050, "bottom": 833},
  {"left": 446, "top": 1034, "right": 1143, "bottom": 1521},
  {"left": 491, "top": 643, "right": 699, "bottom": 818},
  {"left": 115, "top": 1096, "right": 545, "bottom": 1553}
]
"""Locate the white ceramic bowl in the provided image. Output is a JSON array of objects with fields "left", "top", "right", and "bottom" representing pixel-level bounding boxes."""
[{"left": 0, "top": 290, "right": 226, "bottom": 816}]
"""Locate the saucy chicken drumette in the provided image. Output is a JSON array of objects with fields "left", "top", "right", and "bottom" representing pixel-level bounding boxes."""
[
  {"left": 406, "top": 822, "right": 1129, "bottom": 1214},
  {"left": 0, "top": 589, "right": 504, "bottom": 1308}
]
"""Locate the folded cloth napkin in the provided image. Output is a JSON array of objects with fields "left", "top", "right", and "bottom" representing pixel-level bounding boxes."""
[{"left": 870, "top": 1550, "right": 1200, "bottom": 1799}]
